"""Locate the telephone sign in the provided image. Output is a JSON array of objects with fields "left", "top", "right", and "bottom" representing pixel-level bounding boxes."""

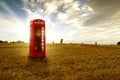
[{"left": 34, "top": 22, "right": 44, "bottom": 24}]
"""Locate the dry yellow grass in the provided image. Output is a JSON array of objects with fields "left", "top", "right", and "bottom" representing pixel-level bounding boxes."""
[{"left": 0, "top": 43, "right": 120, "bottom": 80}]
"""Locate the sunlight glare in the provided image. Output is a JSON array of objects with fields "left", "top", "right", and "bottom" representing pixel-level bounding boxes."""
[
  {"left": 27, "top": 13, "right": 59, "bottom": 43},
  {"left": 64, "top": 0, "right": 73, "bottom": 3}
]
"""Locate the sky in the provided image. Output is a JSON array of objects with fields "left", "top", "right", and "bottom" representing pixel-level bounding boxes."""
[{"left": 0, "top": 0, "right": 120, "bottom": 44}]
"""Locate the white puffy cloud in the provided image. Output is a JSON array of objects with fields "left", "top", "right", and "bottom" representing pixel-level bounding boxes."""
[{"left": 64, "top": 0, "right": 73, "bottom": 3}]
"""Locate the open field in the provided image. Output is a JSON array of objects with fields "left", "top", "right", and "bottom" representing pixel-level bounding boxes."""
[{"left": 0, "top": 43, "right": 120, "bottom": 80}]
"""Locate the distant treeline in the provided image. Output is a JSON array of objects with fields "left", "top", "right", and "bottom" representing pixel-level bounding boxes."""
[
  {"left": 117, "top": 42, "right": 120, "bottom": 45},
  {"left": 0, "top": 40, "right": 24, "bottom": 43},
  {"left": 0, "top": 40, "right": 8, "bottom": 43}
]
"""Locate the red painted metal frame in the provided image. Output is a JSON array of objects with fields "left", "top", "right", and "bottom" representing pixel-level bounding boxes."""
[{"left": 29, "top": 19, "right": 46, "bottom": 58}]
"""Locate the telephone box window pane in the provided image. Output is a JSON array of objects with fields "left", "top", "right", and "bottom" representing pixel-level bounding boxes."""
[
  {"left": 42, "top": 39, "right": 44, "bottom": 42},
  {"left": 41, "top": 43, "right": 44, "bottom": 45}
]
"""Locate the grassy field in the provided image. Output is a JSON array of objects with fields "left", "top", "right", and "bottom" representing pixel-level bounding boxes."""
[{"left": 0, "top": 43, "right": 120, "bottom": 80}]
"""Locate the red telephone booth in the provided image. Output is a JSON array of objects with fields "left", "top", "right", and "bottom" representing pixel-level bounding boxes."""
[{"left": 29, "top": 19, "right": 46, "bottom": 58}]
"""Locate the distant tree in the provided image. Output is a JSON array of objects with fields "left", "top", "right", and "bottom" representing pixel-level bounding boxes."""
[
  {"left": 52, "top": 41, "right": 54, "bottom": 44},
  {"left": 16, "top": 40, "right": 24, "bottom": 43},
  {"left": 0, "top": 40, "right": 3, "bottom": 43},
  {"left": 95, "top": 42, "right": 97, "bottom": 45},
  {"left": 117, "top": 42, "right": 120, "bottom": 45},
  {"left": 0, "top": 40, "right": 8, "bottom": 43},
  {"left": 4, "top": 41, "right": 8, "bottom": 43},
  {"left": 60, "top": 39, "right": 63, "bottom": 44},
  {"left": 10, "top": 40, "right": 24, "bottom": 43}
]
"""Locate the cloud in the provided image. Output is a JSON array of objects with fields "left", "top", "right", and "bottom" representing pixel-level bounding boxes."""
[
  {"left": 66, "top": 27, "right": 120, "bottom": 44},
  {"left": 56, "top": 4, "right": 93, "bottom": 29},
  {"left": 83, "top": 0, "right": 120, "bottom": 27},
  {"left": 1, "top": 0, "right": 120, "bottom": 43},
  {"left": 22, "top": 0, "right": 96, "bottom": 43}
]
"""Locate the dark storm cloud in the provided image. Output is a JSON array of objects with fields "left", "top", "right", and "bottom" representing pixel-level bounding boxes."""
[
  {"left": 83, "top": 0, "right": 120, "bottom": 27},
  {"left": 0, "top": 0, "right": 27, "bottom": 20}
]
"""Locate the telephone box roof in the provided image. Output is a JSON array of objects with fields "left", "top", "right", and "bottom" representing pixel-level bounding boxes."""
[{"left": 31, "top": 19, "right": 45, "bottom": 22}]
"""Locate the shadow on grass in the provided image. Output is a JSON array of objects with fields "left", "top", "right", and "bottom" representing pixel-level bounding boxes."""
[{"left": 22, "top": 57, "right": 50, "bottom": 79}]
